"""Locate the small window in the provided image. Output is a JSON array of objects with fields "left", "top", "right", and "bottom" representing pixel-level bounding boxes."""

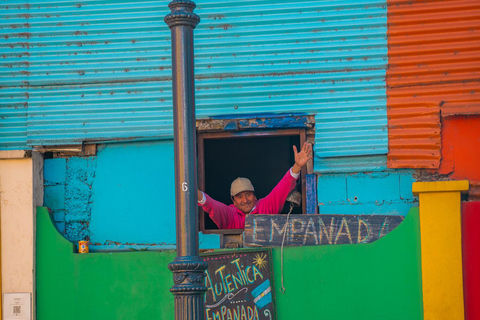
[{"left": 198, "top": 129, "right": 307, "bottom": 234}]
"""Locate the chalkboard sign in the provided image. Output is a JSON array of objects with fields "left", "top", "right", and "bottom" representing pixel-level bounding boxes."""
[
  {"left": 202, "top": 250, "right": 276, "bottom": 320},
  {"left": 244, "top": 214, "right": 404, "bottom": 247}
]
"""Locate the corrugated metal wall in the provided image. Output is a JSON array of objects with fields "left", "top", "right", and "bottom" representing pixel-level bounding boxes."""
[
  {"left": 18, "top": 1, "right": 173, "bottom": 145},
  {"left": 195, "top": 0, "right": 389, "bottom": 158},
  {"left": 2, "top": 0, "right": 388, "bottom": 163},
  {"left": 0, "top": 3, "right": 29, "bottom": 149},
  {"left": 387, "top": 0, "right": 480, "bottom": 169}
]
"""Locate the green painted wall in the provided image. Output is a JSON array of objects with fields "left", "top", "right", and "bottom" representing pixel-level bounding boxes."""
[
  {"left": 36, "top": 207, "right": 175, "bottom": 320},
  {"left": 272, "top": 208, "right": 423, "bottom": 320},
  {"left": 37, "top": 207, "right": 423, "bottom": 320}
]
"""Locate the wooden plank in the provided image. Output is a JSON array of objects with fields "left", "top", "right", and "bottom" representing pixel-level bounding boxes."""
[{"left": 244, "top": 214, "right": 404, "bottom": 247}]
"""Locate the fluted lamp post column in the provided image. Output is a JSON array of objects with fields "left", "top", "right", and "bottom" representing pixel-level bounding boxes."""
[{"left": 164, "top": 1, "right": 207, "bottom": 320}]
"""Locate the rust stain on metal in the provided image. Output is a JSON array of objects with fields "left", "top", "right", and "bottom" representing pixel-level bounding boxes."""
[
  {"left": 208, "top": 14, "right": 225, "bottom": 20},
  {"left": 12, "top": 32, "right": 32, "bottom": 39},
  {"left": 387, "top": 0, "right": 480, "bottom": 169},
  {"left": 219, "top": 24, "right": 233, "bottom": 30},
  {"left": 7, "top": 23, "right": 30, "bottom": 29},
  {"left": 66, "top": 41, "right": 98, "bottom": 47},
  {"left": 71, "top": 77, "right": 173, "bottom": 85},
  {"left": 195, "top": 67, "right": 383, "bottom": 80}
]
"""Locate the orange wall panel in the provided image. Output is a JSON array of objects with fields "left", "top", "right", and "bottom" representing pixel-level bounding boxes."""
[{"left": 387, "top": 0, "right": 480, "bottom": 169}]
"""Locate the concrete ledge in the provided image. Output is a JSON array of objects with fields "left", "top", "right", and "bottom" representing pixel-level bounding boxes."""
[
  {"left": 0, "top": 150, "right": 30, "bottom": 159},
  {"left": 412, "top": 180, "right": 469, "bottom": 195}
]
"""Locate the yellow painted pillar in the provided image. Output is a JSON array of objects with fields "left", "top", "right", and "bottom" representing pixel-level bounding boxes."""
[{"left": 413, "top": 180, "right": 469, "bottom": 320}]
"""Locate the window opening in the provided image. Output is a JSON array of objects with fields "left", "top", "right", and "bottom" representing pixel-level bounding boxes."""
[{"left": 198, "top": 129, "right": 306, "bottom": 233}]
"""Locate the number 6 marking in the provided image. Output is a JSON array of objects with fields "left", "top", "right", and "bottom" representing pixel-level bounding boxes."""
[{"left": 182, "top": 182, "right": 188, "bottom": 192}]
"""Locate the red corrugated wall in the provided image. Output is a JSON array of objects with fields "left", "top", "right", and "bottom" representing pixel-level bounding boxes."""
[{"left": 387, "top": 0, "right": 480, "bottom": 169}]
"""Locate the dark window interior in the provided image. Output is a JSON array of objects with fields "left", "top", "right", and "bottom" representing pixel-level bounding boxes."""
[{"left": 201, "top": 133, "right": 303, "bottom": 231}]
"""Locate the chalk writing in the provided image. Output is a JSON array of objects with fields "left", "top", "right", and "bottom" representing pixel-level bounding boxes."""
[
  {"left": 244, "top": 214, "right": 404, "bottom": 247},
  {"left": 202, "top": 250, "right": 276, "bottom": 320}
]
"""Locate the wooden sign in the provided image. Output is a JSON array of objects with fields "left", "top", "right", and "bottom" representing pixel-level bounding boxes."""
[
  {"left": 202, "top": 250, "right": 276, "bottom": 320},
  {"left": 244, "top": 214, "right": 404, "bottom": 247}
]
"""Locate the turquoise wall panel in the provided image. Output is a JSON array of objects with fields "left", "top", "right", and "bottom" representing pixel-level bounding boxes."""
[
  {"left": 90, "top": 141, "right": 174, "bottom": 247},
  {"left": 317, "top": 169, "right": 417, "bottom": 215},
  {"left": 43, "top": 140, "right": 220, "bottom": 251}
]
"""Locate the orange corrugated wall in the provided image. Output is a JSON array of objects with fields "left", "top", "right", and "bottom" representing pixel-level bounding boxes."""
[{"left": 387, "top": 0, "right": 480, "bottom": 169}]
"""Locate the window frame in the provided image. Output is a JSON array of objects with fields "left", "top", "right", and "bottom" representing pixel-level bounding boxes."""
[{"left": 197, "top": 129, "right": 307, "bottom": 234}]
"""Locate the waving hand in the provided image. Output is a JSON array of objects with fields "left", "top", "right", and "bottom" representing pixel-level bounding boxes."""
[{"left": 292, "top": 142, "right": 313, "bottom": 174}]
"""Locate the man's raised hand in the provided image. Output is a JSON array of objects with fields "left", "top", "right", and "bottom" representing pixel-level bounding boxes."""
[{"left": 292, "top": 142, "right": 313, "bottom": 174}]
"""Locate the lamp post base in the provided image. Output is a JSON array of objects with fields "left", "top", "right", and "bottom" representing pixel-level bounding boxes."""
[{"left": 169, "top": 256, "right": 208, "bottom": 320}]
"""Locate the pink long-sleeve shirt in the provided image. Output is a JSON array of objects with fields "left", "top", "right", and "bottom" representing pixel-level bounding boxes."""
[{"left": 199, "top": 169, "right": 298, "bottom": 229}]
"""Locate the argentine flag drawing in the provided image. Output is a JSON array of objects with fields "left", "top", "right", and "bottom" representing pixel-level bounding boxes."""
[{"left": 251, "top": 279, "right": 272, "bottom": 309}]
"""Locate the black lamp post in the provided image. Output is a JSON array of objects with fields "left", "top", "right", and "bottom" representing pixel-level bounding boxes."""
[{"left": 165, "top": 1, "right": 207, "bottom": 320}]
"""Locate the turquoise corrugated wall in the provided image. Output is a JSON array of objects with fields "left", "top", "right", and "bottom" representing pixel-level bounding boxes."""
[{"left": 2, "top": 0, "right": 388, "bottom": 162}]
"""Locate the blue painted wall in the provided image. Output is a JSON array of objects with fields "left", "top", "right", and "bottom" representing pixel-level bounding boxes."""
[
  {"left": 317, "top": 164, "right": 417, "bottom": 215},
  {"left": 44, "top": 140, "right": 219, "bottom": 251}
]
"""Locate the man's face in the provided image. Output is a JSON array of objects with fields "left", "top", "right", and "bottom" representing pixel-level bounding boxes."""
[{"left": 232, "top": 191, "right": 257, "bottom": 214}]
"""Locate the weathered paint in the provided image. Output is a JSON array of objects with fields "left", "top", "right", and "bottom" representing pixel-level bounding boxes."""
[
  {"left": 206, "top": 113, "right": 312, "bottom": 131},
  {"left": 65, "top": 157, "right": 96, "bottom": 241},
  {"left": 413, "top": 180, "right": 469, "bottom": 320},
  {"left": 2, "top": 1, "right": 389, "bottom": 173},
  {"left": 387, "top": 0, "right": 480, "bottom": 169},
  {"left": 317, "top": 169, "right": 417, "bottom": 215},
  {"left": 462, "top": 201, "right": 480, "bottom": 320},
  {"left": 37, "top": 206, "right": 423, "bottom": 320},
  {"left": 43, "top": 140, "right": 220, "bottom": 250},
  {"left": 44, "top": 157, "right": 95, "bottom": 241},
  {"left": 0, "top": 158, "right": 34, "bottom": 320},
  {"left": 438, "top": 116, "right": 480, "bottom": 200},
  {"left": 305, "top": 174, "right": 317, "bottom": 214}
]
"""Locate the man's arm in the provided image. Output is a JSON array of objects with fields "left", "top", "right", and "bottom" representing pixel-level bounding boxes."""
[
  {"left": 258, "top": 142, "right": 313, "bottom": 214},
  {"left": 197, "top": 191, "right": 243, "bottom": 229}
]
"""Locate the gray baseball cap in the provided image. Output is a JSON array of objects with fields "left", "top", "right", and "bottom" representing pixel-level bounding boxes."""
[{"left": 230, "top": 177, "right": 255, "bottom": 197}]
